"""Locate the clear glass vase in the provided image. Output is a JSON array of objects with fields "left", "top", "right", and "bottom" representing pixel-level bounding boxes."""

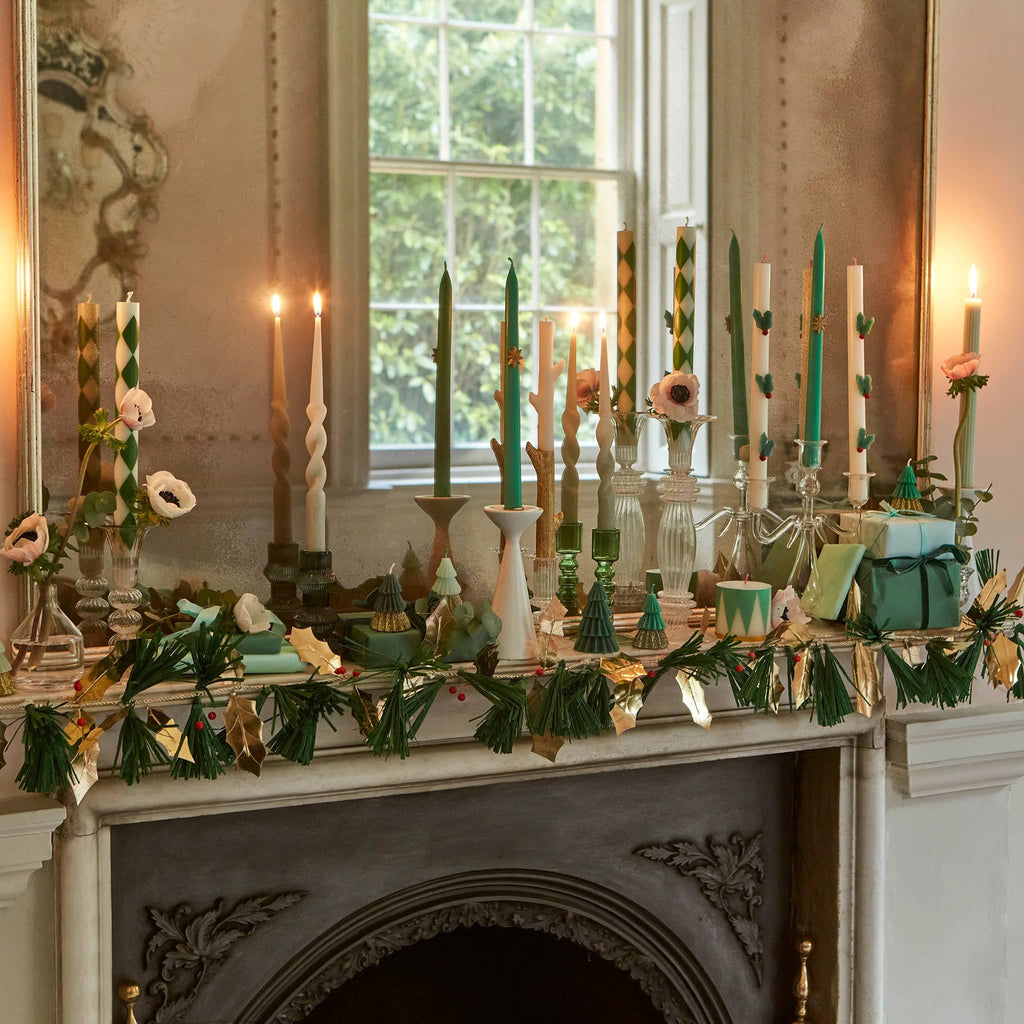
[
  {"left": 75, "top": 529, "right": 110, "bottom": 648},
  {"left": 613, "top": 415, "right": 647, "bottom": 611},
  {"left": 9, "top": 583, "right": 85, "bottom": 692},
  {"left": 104, "top": 525, "right": 150, "bottom": 640},
  {"left": 657, "top": 415, "right": 715, "bottom": 625}
]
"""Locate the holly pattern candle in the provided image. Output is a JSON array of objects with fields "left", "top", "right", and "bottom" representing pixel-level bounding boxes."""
[
  {"left": 727, "top": 232, "right": 749, "bottom": 460},
  {"left": 77, "top": 295, "right": 100, "bottom": 492},
  {"left": 433, "top": 262, "right": 453, "bottom": 497},
  {"left": 114, "top": 293, "right": 140, "bottom": 526},
  {"left": 802, "top": 227, "right": 826, "bottom": 467},
  {"left": 616, "top": 229, "right": 637, "bottom": 412},
  {"left": 503, "top": 259, "right": 523, "bottom": 510},
  {"left": 846, "top": 262, "right": 872, "bottom": 504},
  {"left": 270, "top": 294, "right": 292, "bottom": 544},
  {"left": 673, "top": 225, "right": 696, "bottom": 371},
  {"left": 748, "top": 260, "right": 771, "bottom": 509}
]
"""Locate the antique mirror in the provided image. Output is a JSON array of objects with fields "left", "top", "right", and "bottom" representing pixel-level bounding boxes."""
[{"left": 19, "top": 0, "right": 936, "bottom": 604}]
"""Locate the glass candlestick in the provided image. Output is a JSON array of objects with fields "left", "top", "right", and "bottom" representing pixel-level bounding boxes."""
[
  {"left": 104, "top": 525, "right": 150, "bottom": 641},
  {"left": 74, "top": 529, "right": 109, "bottom": 649},
  {"left": 612, "top": 415, "right": 647, "bottom": 611},
  {"left": 295, "top": 549, "right": 340, "bottom": 641},
  {"left": 843, "top": 471, "right": 875, "bottom": 511},
  {"left": 592, "top": 527, "right": 620, "bottom": 607},
  {"left": 698, "top": 450, "right": 766, "bottom": 582},
  {"left": 556, "top": 521, "right": 582, "bottom": 615},
  {"left": 787, "top": 439, "right": 827, "bottom": 599},
  {"left": 263, "top": 541, "right": 301, "bottom": 629}
]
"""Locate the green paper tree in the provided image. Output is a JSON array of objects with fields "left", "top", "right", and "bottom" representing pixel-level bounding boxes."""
[
  {"left": 371, "top": 567, "right": 410, "bottom": 632},
  {"left": 574, "top": 581, "right": 619, "bottom": 655},
  {"left": 634, "top": 590, "right": 668, "bottom": 650},
  {"left": 890, "top": 462, "right": 923, "bottom": 512},
  {"left": 432, "top": 555, "right": 461, "bottom": 600}
]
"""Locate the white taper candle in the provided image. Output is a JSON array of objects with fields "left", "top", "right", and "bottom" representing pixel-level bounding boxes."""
[
  {"left": 846, "top": 263, "right": 868, "bottom": 505},
  {"left": 304, "top": 292, "right": 327, "bottom": 551},
  {"left": 748, "top": 261, "right": 771, "bottom": 509}
]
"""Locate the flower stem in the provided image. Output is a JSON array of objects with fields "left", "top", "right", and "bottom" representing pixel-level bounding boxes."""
[{"left": 952, "top": 399, "right": 969, "bottom": 527}]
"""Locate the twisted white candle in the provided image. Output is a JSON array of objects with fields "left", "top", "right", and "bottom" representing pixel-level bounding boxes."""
[
  {"left": 596, "top": 314, "right": 615, "bottom": 530},
  {"left": 304, "top": 292, "right": 327, "bottom": 551}
]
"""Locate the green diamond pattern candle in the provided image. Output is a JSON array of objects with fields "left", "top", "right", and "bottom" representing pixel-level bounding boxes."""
[
  {"left": 77, "top": 297, "right": 100, "bottom": 492},
  {"left": 114, "top": 293, "right": 140, "bottom": 527},
  {"left": 616, "top": 230, "right": 637, "bottom": 412},
  {"left": 673, "top": 226, "right": 696, "bottom": 372}
]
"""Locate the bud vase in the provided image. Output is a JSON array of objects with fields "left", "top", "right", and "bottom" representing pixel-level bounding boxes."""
[
  {"left": 9, "top": 583, "right": 84, "bottom": 692},
  {"left": 104, "top": 525, "right": 150, "bottom": 640},
  {"left": 75, "top": 529, "right": 110, "bottom": 648},
  {"left": 657, "top": 415, "right": 715, "bottom": 625},
  {"left": 613, "top": 416, "right": 647, "bottom": 611}
]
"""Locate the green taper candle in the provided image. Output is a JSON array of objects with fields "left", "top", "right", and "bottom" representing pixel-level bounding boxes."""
[
  {"left": 433, "top": 261, "right": 452, "bottom": 497},
  {"left": 803, "top": 226, "right": 825, "bottom": 467},
  {"left": 503, "top": 258, "right": 523, "bottom": 509},
  {"left": 728, "top": 232, "right": 749, "bottom": 460}
]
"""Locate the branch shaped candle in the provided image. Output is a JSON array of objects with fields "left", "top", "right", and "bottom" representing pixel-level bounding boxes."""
[
  {"left": 114, "top": 293, "right": 140, "bottom": 526},
  {"left": 616, "top": 229, "right": 637, "bottom": 413},
  {"left": 673, "top": 224, "right": 697, "bottom": 371},
  {"left": 727, "top": 232, "right": 749, "bottom": 460},
  {"left": 748, "top": 259, "right": 772, "bottom": 509},
  {"left": 802, "top": 227, "right": 826, "bottom": 467},
  {"left": 304, "top": 292, "right": 327, "bottom": 551},
  {"left": 527, "top": 317, "right": 565, "bottom": 563},
  {"left": 77, "top": 295, "right": 100, "bottom": 492},
  {"left": 596, "top": 313, "right": 615, "bottom": 530},
  {"left": 559, "top": 313, "right": 581, "bottom": 525},
  {"left": 270, "top": 294, "right": 292, "bottom": 545},
  {"left": 799, "top": 262, "right": 812, "bottom": 439},
  {"left": 433, "top": 262, "right": 453, "bottom": 497},
  {"left": 960, "top": 265, "right": 982, "bottom": 488},
  {"left": 846, "top": 261, "right": 874, "bottom": 506},
  {"left": 502, "top": 259, "right": 523, "bottom": 510}
]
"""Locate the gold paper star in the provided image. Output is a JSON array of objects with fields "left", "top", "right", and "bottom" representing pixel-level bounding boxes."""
[
  {"left": 506, "top": 347, "right": 524, "bottom": 368},
  {"left": 811, "top": 313, "right": 829, "bottom": 333}
]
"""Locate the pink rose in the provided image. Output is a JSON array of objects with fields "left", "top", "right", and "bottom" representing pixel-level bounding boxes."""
[
  {"left": 941, "top": 352, "right": 981, "bottom": 381},
  {"left": 118, "top": 387, "right": 156, "bottom": 430},
  {"left": 0, "top": 513, "right": 49, "bottom": 566},
  {"left": 649, "top": 371, "right": 700, "bottom": 422},
  {"left": 576, "top": 369, "right": 599, "bottom": 410}
]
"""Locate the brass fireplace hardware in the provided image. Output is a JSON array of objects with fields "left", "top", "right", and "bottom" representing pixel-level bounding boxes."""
[
  {"left": 791, "top": 938, "right": 812, "bottom": 1022},
  {"left": 117, "top": 982, "right": 141, "bottom": 1024}
]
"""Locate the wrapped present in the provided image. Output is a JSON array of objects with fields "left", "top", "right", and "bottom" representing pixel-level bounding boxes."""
[
  {"left": 855, "top": 544, "right": 969, "bottom": 630},
  {"left": 838, "top": 504, "right": 955, "bottom": 560},
  {"left": 801, "top": 543, "right": 866, "bottom": 621}
]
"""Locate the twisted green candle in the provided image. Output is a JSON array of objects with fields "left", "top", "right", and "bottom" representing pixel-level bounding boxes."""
[
  {"left": 503, "top": 259, "right": 523, "bottom": 509},
  {"left": 803, "top": 226, "right": 825, "bottom": 467},
  {"left": 728, "top": 232, "right": 749, "bottom": 460},
  {"left": 433, "top": 262, "right": 452, "bottom": 497}
]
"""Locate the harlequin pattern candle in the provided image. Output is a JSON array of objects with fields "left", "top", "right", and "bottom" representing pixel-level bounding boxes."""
[
  {"left": 114, "top": 293, "right": 140, "bottom": 526},
  {"left": 673, "top": 225, "right": 696, "bottom": 372},
  {"left": 77, "top": 295, "right": 100, "bottom": 492},
  {"left": 715, "top": 579, "right": 771, "bottom": 641},
  {"left": 616, "top": 229, "right": 637, "bottom": 413}
]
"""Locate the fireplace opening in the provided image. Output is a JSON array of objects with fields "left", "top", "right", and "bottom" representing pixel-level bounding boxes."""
[{"left": 300, "top": 923, "right": 666, "bottom": 1024}]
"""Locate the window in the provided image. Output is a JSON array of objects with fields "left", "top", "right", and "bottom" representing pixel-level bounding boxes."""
[{"left": 368, "top": 0, "right": 627, "bottom": 471}]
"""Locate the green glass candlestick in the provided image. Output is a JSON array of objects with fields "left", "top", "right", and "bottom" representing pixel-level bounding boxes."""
[
  {"left": 592, "top": 527, "right": 620, "bottom": 607},
  {"left": 556, "top": 520, "right": 583, "bottom": 614}
]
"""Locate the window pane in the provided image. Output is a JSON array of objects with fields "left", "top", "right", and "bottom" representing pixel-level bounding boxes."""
[
  {"left": 370, "top": 0, "right": 439, "bottom": 17},
  {"left": 454, "top": 176, "right": 532, "bottom": 306},
  {"left": 448, "top": 0, "right": 523, "bottom": 24},
  {"left": 370, "top": 173, "right": 446, "bottom": 305},
  {"left": 448, "top": 29, "right": 524, "bottom": 163},
  {"left": 369, "top": 21, "right": 440, "bottom": 159},
  {"left": 534, "top": 0, "right": 599, "bottom": 32},
  {"left": 539, "top": 178, "right": 616, "bottom": 310},
  {"left": 370, "top": 309, "right": 438, "bottom": 446}
]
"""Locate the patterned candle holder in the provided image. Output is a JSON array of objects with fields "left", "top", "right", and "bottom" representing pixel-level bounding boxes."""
[
  {"left": 843, "top": 471, "right": 875, "bottom": 512},
  {"left": 612, "top": 416, "right": 647, "bottom": 611},
  {"left": 74, "top": 529, "right": 109, "bottom": 649},
  {"left": 485, "top": 504, "right": 543, "bottom": 662},
  {"left": 414, "top": 493, "right": 470, "bottom": 581},
  {"left": 295, "top": 549, "right": 340, "bottom": 641},
  {"left": 103, "top": 525, "right": 149, "bottom": 641},
  {"left": 592, "top": 528, "right": 620, "bottom": 607},
  {"left": 556, "top": 520, "right": 583, "bottom": 615},
  {"left": 263, "top": 541, "right": 301, "bottom": 629}
]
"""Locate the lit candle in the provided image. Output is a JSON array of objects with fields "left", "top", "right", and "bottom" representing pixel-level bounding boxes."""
[
  {"left": 114, "top": 292, "right": 140, "bottom": 527},
  {"left": 304, "top": 292, "right": 327, "bottom": 551},
  {"left": 748, "top": 259, "right": 771, "bottom": 509},
  {"left": 961, "top": 265, "right": 982, "bottom": 488},
  {"left": 529, "top": 317, "right": 565, "bottom": 451},
  {"left": 673, "top": 224, "right": 696, "bottom": 371},
  {"left": 503, "top": 259, "right": 523, "bottom": 510},
  {"left": 596, "top": 313, "right": 615, "bottom": 530},
  {"left": 560, "top": 311, "right": 580, "bottom": 524},
  {"left": 846, "top": 262, "right": 869, "bottom": 504},
  {"left": 802, "top": 227, "right": 825, "bottom": 467},
  {"left": 616, "top": 228, "right": 637, "bottom": 412},
  {"left": 433, "top": 262, "right": 453, "bottom": 497},
  {"left": 728, "top": 232, "right": 749, "bottom": 460},
  {"left": 77, "top": 294, "right": 100, "bottom": 491},
  {"left": 270, "top": 294, "right": 292, "bottom": 545}
]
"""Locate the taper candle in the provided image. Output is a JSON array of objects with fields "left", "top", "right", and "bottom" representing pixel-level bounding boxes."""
[
  {"left": 748, "top": 260, "right": 771, "bottom": 509},
  {"left": 846, "top": 262, "right": 869, "bottom": 504},
  {"left": 434, "top": 261, "right": 453, "bottom": 497},
  {"left": 616, "top": 229, "right": 637, "bottom": 412},
  {"left": 728, "top": 232, "right": 749, "bottom": 459},
  {"left": 596, "top": 313, "right": 615, "bottom": 530},
  {"left": 114, "top": 292, "right": 140, "bottom": 526},
  {"left": 270, "top": 294, "right": 292, "bottom": 544},
  {"left": 503, "top": 259, "right": 523, "bottom": 509},
  {"left": 77, "top": 294, "right": 100, "bottom": 492},
  {"left": 529, "top": 317, "right": 565, "bottom": 451},
  {"left": 802, "top": 227, "right": 825, "bottom": 467},
  {"left": 799, "top": 262, "right": 812, "bottom": 439},
  {"left": 673, "top": 224, "right": 696, "bottom": 371},
  {"left": 961, "top": 265, "right": 982, "bottom": 488},
  {"left": 560, "top": 312, "right": 580, "bottom": 524},
  {"left": 304, "top": 292, "right": 327, "bottom": 551}
]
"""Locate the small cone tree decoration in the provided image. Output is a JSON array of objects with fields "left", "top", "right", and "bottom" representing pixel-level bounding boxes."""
[
  {"left": 634, "top": 589, "right": 668, "bottom": 650},
  {"left": 400, "top": 540, "right": 430, "bottom": 600},
  {"left": 432, "top": 554, "right": 462, "bottom": 607},
  {"left": 890, "top": 461, "right": 924, "bottom": 512},
  {"left": 371, "top": 564, "right": 411, "bottom": 633},
  {"left": 574, "top": 580, "right": 619, "bottom": 655}
]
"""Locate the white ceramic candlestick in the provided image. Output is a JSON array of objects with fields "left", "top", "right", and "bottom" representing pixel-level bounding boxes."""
[
  {"left": 748, "top": 261, "right": 771, "bottom": 509},
  {"left": 114, "top": 293, "right": 140, "bottom": 527},
  {"left": 846, "top": 263, "right": 869, "bottom": 506},
  {"left": 596, "top": 320, "right": 615, "bottom": 530},
  {"left": 485, "top": 504, "right": 543, "bottom": 662},
  {"left": 304, "top": 294, "right": 327, "bottom": 552}
]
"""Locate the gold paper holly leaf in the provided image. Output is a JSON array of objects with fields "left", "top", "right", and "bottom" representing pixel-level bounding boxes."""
[
  {"left": 68, "top": 745, "right": 99, "bottom": 806},
  {"left": 0, "top": 671, "right": 14, "bottom": 696},
  {"left": 675, "top": 670, "right": 712, "bottom": 730},
  {"left": 985, "top": 634, "right": 1020, "bottom": 691},
  {"left": 539, "top": 597, "right": 567, "bottom": 636},
  {"left": 767, "top": 658, "right": 784, "bottom": 715},
  {"left": 845, "top": 581, "right": 863, "bottom": 621},
  {"left": 853, "top": 643, "right": 881, "bottom": 717},
  {"left": 975, "top": 569, "right": 1007, "bottom": 613},
  {"left": 290, "top": 627, "right": 341, "bottom": 675},
  {"left": 65, "top": 713, "right": 95, "bottom": 745},
  {"left": 791, "top": 655, "right": 810, "bottom": 708},
  {"left": 713, "top": 551, "right": 730, "bottom": 579},
  {"left": 530, "top": 731, "right": 565, "bottom": 762},
  {"left": 75, "top": 656, "right": 127, "bottom": 704},
  {"left": 901, "top": 642, "right": 924, "bottom": 667},
  {"left": 223, "top": 695, "right": 266, "bottom": 777},
  {"left": 1007, "top": 566, "right": 1024, "bottom": 608},
  {"left": 78, "top": 707, "right": 131, "bottom": 752},
  {"left": 600, "top": 655, "right": 647, "bottom": 686},
  {"left": 780, "top": 621, "right": 814, "bottom": 648},
  {"left": 147, "top": 708, "right": 193, "bottom": 762},
  {"left": 349, "top": 686, "right": 379, "bottom": 738},
  {"left": 423, "top": 599, "right": 455, "bottom": 658},
  {"left": 700, "top": 606, "right": 713, "bottom": 633},
  {"left": 610, "top": 678, "right": 646, "bottom": 735}
]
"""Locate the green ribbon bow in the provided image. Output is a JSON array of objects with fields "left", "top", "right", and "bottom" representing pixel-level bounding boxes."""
[{"left": 871, "top": 543, "right": 969, "bottom": 628}]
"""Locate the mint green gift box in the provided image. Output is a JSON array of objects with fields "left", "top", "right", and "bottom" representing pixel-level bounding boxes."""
[{"left": 838, "top": 506, "right": 955, "bottom": 560}]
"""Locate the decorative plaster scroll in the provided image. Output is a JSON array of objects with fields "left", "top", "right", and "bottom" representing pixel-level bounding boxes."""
[
  {"left": 142, "top": 892, "right": 307, "bottom": 1024},
  {"left": 634, "top": 833, "right": 765, "bottom": 984}
]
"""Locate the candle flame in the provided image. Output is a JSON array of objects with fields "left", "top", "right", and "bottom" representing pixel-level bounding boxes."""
[
  {"left": 271, "top": 293, "right": 281, "bottom": 316},
  {"left": 313, "top": 291, "right": 322, "bottom": 317},
  {"left": 969, "top": 264, "right": 978, "bottom": 299},
  {"left": 599, "top": 311, "right": 607, "bottom": 334},
  {"left": 570, "top": 310, "right": 579, "bottom": 332}
]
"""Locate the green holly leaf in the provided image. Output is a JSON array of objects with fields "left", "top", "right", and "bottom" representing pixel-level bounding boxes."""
[
  {"left": 752, "top": 308, "right": 773, "bottom": 332},
  {"left": 856, "top": 427, "right": 876, "bottom": 451},
  {"left": 794, "top": 371, "right": 802, "bottom": 387},
  {"left": 755, "top": 373, "right": 774, "bottom": 397},
  {"left": 758, "top": 433, "right": 776, "bottom": 458},
  {"left": 856, "top": 373, "right": 872, "bottom": 398},
  {"left": 856, "top": 312, "right": 875, "bottom": 336},
  {"left": 663, "top": 309, "right": 673, "bottom": 331}
]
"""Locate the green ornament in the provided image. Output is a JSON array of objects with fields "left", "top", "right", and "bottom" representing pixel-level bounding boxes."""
[
  {"left": 634, "top": 590, "right": 668, "bottom": 650},
  {"left": 574, "top": 581, "right": 619, "bottom": 655}
]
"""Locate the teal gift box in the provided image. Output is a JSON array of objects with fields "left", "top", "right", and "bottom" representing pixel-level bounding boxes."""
[
  {"left": 854, "top": 544, "right": 968, "bottom": 631},
  {"left": 838, "top": 506, "right": 955, "bottom": 560}
]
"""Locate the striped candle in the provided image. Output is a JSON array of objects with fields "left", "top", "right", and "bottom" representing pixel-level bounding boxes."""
[
  {"left": 616, "top": 229, "right": 637, "bottom": 413},
  {"left": 673, "top": 225, "right": 696, "bottom": 372},
  {"left": 77, "top": 296, "right": 100, "bottom": 491},
  {"left": 114, "top": 293, "right": 140, "bottom": 526}
]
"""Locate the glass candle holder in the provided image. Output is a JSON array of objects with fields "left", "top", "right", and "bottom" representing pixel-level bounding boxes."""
[
  {"left": 556, "top": 521, "right": 583, "bottom": 615},
  {"left": 612, "top": 415, "right": 647, "bottom": 611}
]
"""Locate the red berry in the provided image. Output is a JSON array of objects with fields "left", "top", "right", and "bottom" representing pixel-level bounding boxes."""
[
  {"left": 333, "top": 666, "right": 345, "bottom": 675},
  {"left": 352, "top": 670, "right": 361, "bottom": 677},
  {"left": 864, "top": 393, "right": 870, "bottom": 399},
  {"left": 73, "top": 682, "right": 83, "bottom": 693},
  {"left": 765, "top": 392, "right": 772, "bottom": 399},
  {"left": 535, "top": 667, "right": 545, "bottom": 676},
  {"left": 859, "top": 333, "right": 865, "bottom": 340},
  {"left": 449, "top": 685, "right": 458, "bottom": 694},
  {"left": 735, "top": 664, "right": 744, "bottom": 673},
  {"left": 857, "top": 447, "right": 864, "bottom": 453},
  {"left": 762, "top": 328, "right": 769, "bottom": 336},
  {"left": 748, "top": 650, "right": 757, "bottom": 660},
  {"left": 647, "top": 669, "right": 656, "bottom": 679},
  {"left": 1015, "top": 610, "right": 1023, "bottom": 618},
  {"left": 195, "top": 721, "right": 205, "bottom": 730},
  {"left": 759, "top": 454, "right": 767, "bottom": 462},
  {"left": 794, "top": 653, "right": 802, "bottom": 663},
  {"left": 457, "top": 693, "right": 466, "bottom": 702},
  {"left": 984, "top": 638, "right": 992, "bottom": 647},
  {"left": 208, "top": 711, "right": 216, "bottom": 720},
  {"left": 76, "top": 717, "right": 86, "bottom": 727}
]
